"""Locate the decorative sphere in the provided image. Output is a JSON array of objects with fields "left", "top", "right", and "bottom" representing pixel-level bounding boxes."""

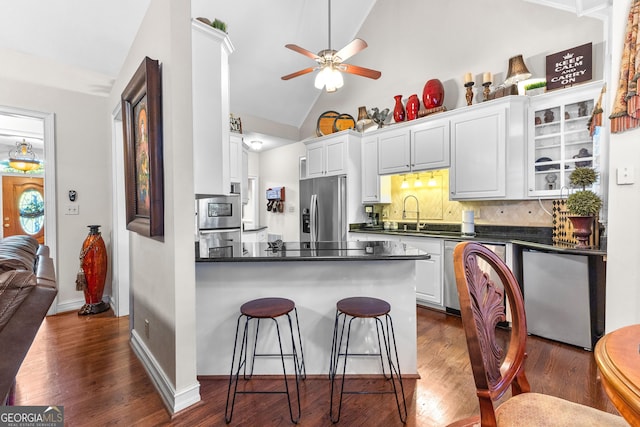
[{"left": 422, "top": 79, "right": 445, "bottom": 109}]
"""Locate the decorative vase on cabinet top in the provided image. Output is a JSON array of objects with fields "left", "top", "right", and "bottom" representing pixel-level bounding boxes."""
[
  {"left": 406, "top": 94, "right": 420, "bottom": 121},
  {"left": 393, "top": 95, "right": 405, "bottom": 122},
  {"left": 422, "top": 79, "right": 445, "bottom": 109}
]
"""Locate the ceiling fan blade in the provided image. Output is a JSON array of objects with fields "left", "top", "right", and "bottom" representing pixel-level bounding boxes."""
[
  {"left": 281, "top": 67, "right": 317, "bottom": 80},
  {"left": 334, "top": 38, "right": 367, "bottom": 62},
  {"left": 341, "top": 63, "right": 381, "bottom": 80},
  {"left": 285, "top": 44, "right": 320, "bottom": 60}
]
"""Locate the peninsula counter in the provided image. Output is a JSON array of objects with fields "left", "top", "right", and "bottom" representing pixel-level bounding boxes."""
[{"left": 195, "top": 240, "right": 429, "bottom": 376}]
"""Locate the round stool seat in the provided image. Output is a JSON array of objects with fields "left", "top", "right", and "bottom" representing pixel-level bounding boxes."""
[
  {"left": 337, "top": 297, "right": 390, "bottom": 318},
  {"left": 241, "top": 297, "right": 295, "bottom": 318}
]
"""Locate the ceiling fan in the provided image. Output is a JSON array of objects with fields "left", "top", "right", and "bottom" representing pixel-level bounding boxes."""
[{"left": 281, "top": 0, "right": 381, "bottom": 92}]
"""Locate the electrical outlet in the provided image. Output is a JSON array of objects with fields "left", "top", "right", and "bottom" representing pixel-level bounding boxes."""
[
  {"left": 65, "top": 204, "right": 79, "bottom": 215},
  {"left": 144, "top": 319, "right": 150, "bottom": 338},
  {"left": 617, "top": 166, "right": 635, "bottom": 185},
  {"left": 474, "top": 209, "right": 481, "bottom": 219}
]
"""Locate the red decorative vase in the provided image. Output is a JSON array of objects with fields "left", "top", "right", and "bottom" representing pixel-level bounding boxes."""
[
  {"left": 393, "top": 95, "right": 405, "bottom": 122},
  {"left": 568, "top": 216, "right": 593, "bottom": 248},
  {"left": 78, "top": 225, "right": 109, "bottom": 315},
  {"left": 406, "top": 94, "right": 420, "bottom": 120},
  {"left": 422, "top": 79, "right": 445, "bottom": 109}
]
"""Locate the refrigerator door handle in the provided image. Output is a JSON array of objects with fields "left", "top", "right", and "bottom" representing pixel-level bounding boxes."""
[
  {"left": 310, "top": 194, "right": 318, "bottom": 243},
  {"left": 338, "top": 176, "right": 346, "bottom": 241}
]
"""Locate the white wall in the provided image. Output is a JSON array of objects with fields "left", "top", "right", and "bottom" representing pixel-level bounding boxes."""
[
  {"left": 0, "top": 78, "right": 111, "bottom": 310},
  {"left": 299, "top": 0, "right": 604, "bottom": 137},
  {"left": 258, "top": 142, "right": 306, "bottom": 240},
  {"left": 605, "top": 0, "right": 640, "bottom": 331},
  {"left": 106, "top": 0, "right": 199, "bottom": 411}
]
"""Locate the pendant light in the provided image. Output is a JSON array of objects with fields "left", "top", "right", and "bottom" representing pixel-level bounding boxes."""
[
  {"left": 428, "top": 171, "right": 438, "bottom": 187},
  {"left": 400, "top": 175, "right": 409, "bottom": 189},
  {"left": 8, "top": 140, "right": 40, "bottom": 172},
  {"left": 414, "top": 173, "right": 423, "bottom": 187}
]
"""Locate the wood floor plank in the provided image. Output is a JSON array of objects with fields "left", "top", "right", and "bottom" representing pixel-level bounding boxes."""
[{"left": 13, "top": 306, "right": 620, "bottom": 426}]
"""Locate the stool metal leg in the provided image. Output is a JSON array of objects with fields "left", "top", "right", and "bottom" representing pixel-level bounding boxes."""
[
  {"left": 329, "top": 309, "right": 345, "bottom": 379},
  {"left": 383, "top": 313, "right": 407, "bottom": 423},
  {"left": 225, "top": 314, "right": 250, "bottom": 423},
  {"left": 329, "top": 312, "right": 408, "bottom": 424},
  {"left": 292, "top": 307, "right": 306, "bottom": 379},
  {"left": 225, "top": 312, "right": 303, "bottom": 424}
]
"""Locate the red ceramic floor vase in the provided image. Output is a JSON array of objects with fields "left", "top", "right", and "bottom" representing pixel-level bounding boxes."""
[{"left": 79, "top": 225, "right": 109, "bottom": 315}]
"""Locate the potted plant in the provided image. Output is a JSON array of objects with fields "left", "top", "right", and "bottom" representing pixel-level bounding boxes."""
[
  {"left": 566, "top": 167, "right": 602, "bottom": 248},
  {"left": 524, "top": 81, "right": 546, "bottom": 96}
]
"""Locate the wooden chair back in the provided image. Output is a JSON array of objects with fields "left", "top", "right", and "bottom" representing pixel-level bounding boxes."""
[{"left": 453, "top": 242, "right": 531, "bottom": 427}]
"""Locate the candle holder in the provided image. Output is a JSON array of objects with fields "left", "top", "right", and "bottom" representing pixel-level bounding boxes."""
[
  {"left": 483, "top": 81, "right": 491, "bottom": 101},
  {"left": 464, "top": 82, "right": 474, "bottom": 106}
]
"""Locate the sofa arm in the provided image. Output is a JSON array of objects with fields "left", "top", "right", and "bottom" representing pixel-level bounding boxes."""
[
  {"left": 0, "top": 285, "right": 57, "bottom": 404},
  {"left": 35, "top": 255, "right": 56, "bottom": 289}
]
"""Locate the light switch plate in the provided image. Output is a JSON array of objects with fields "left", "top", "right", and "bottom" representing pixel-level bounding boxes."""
[
  {"left": 617, "top": 166, "right": 635, "bottom": 185},
  {"left": 65, "top": 204, "right": 79, "bottom": 215}
]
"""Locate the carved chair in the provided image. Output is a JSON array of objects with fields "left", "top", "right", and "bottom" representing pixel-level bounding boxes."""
[{"left": 448, "top": 242, "right": 626, "bottom": 427}]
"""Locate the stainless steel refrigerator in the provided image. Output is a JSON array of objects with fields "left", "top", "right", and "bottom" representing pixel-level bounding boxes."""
[{"left": 299, "top": 175, "right": 347, "bottom": 242}]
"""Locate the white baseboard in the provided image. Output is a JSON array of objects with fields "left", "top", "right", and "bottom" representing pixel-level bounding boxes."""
[
  {"left": 55, "top": 298, "right": 85, "bottom": 314},
  {"left": 130, "top": 329, "right": 201, "bottom": 414}
]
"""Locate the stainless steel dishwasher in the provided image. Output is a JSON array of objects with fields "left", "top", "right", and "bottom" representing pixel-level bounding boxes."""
[
  {"left": 522, "top": 249, "right": 592, "bottom": 349},
  {"left": 444, "top": 240, "right": 506, "bottom": 313}
]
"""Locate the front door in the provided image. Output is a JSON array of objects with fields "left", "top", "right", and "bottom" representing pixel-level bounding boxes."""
[{"left": 2, "top": 176, "right": 45, "bottom": 243}]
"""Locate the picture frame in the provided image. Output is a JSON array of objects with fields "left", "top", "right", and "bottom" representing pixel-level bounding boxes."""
[
  {"left": 230, "top": 114, "right": 242, "bottom": 133},
  {"left": 121, "top": 56, "right": 164, "bottom": 239}
]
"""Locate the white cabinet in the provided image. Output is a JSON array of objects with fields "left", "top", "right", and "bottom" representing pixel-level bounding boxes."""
[
  {"left": 241, "top": 148, "right": 249, "bottom": 204},
  {"left": 229, "top": 133, "right": 242, "bottom": 185},
  {"left": 348, "top": 232, "right": 401, "bottom": 242},
  {"left": 377, "top": 126, "right": 411, "bottom": 174},
  {"left": 411, "top": 118, "right": 450, "bottom": 170},
  {"left": 361, "top": 134, "right": 391, "bottom": 203},
  {"left": 378, "top": 118, "right": 450, "bottom": 175},
  {"left": 192, "top": 19, "right": 235, "bottom": 196},
  {"left": 401, "top": 236, "right": 443, "bottom": 308},
  {"left": 449, "top": 97, "right": 528, "bottom": 200},
  {"left": 527, "top": 81, "right": 603, "bottom": 198},
  {"left": 243, "top": 227, "right": 267, "bottom": 242},
  {"left": 304, "top": 131, "right": 360, "bottom": 178}
]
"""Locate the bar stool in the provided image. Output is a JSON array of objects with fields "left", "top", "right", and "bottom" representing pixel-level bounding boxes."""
[
  {"left": 225, "top": 297, "right": 306, "bottom": 424},
  {"left": 329, "top": 296, "right": 407, "bottom": 423}
]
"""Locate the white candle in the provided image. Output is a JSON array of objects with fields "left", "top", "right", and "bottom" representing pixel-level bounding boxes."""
[
  {"left": 483, "top": 72, "right": 492, "bottom": 84},
  {"left": 464, "top": 72, "right": 473, "bottom": 84}
]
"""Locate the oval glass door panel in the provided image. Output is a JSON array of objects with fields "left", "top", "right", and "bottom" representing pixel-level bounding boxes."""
[{"left": 18, "top": 189, "right": 44, "bottom": 235}]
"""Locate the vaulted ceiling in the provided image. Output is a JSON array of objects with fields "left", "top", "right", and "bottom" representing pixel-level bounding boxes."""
[{"left": 0, "top": 0, "right": 610, "bottom": 150}]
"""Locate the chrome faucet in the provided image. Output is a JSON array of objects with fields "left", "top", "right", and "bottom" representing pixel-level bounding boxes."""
[{"left": 402, "top": 195, "right": 423, "bottom": 231}]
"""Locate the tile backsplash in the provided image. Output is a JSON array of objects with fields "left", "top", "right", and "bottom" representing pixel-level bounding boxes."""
[{"left": 380, "top": 170, "right": 554, "bottom": 227}]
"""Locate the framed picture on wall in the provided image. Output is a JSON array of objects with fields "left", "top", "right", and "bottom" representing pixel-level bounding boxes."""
[{"left": 121, "top": 56, "right": 164, "bottom": 239}]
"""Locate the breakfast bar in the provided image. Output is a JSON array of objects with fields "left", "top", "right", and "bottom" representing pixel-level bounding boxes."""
[{"left": 195, "top": 240, "right": 429, "bottom": 376}]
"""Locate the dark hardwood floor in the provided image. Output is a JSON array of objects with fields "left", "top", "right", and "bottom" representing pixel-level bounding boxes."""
[{"left": 14, "top": 306, "right": 620, "bottom": 426}]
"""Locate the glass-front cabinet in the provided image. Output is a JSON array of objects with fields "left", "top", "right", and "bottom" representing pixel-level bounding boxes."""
[{"left": 528, "top": 81, "right": 604, "bottom": 198}]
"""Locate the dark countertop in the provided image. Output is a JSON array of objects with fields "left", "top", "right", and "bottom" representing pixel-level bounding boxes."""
[
  {"left": 351, "top": 224, "right": 606, "bottom": 256},
  {"left": 195, "top": 240, "right": 431, "bottom": 262}
]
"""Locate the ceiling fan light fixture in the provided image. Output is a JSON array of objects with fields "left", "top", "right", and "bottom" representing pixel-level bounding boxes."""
[{"left": 315, "top": 66, "right": 344, "bottom": 92}]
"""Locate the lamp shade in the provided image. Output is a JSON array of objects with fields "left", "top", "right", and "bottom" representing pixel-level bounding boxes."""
[{"left": 504, "top": 54, "right": 532, "bottom": 85}]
